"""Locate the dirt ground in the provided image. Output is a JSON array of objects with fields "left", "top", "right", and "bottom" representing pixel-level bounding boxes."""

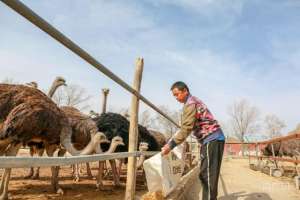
[
  {"left": 217, "top": 158, "right": 300, "bottom": 200},
  {"left": 1, "top": 149, "right": 147, "bottom": 200},
  {"left": 2, "top": 151, "right": 300, "bottom": 200}
]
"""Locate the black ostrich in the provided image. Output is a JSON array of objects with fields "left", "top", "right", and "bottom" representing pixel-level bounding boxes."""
[
  {"left": 94, "top": 112, "right": 161, "bottom": 153},
  {"left": 93, "top": 112, "right": 164, "bottom": 187}
]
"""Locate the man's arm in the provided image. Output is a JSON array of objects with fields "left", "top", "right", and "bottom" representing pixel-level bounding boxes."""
[{"left": 167, "top": 104, "right": 196, "bottom": 149}]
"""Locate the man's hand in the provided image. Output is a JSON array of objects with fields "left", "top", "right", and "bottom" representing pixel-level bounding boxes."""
[{"left": 161, "top": 143, "right": 171, "bottom": 155}]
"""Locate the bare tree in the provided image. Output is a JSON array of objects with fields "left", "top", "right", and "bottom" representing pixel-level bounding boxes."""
[
  {"left": 118, "top": 107, "right": 130, "bottom": 120},
  {"left": 219, "top": 121, "right": 231, "bottom": 138},
  {"left": 288, "top": 123, "right": 300, "bottom": 135},
  {"left": 52, "top": 84, "right": 92, "bottom": 111},
  {"left": 153, "top": 105, "right": 181, "bottom": 139},
  {"left": 139, "top": 110, "right": 155, "bottom": 129},
  {"left": 264, "top": 114, "right": 286, "bottom": 139},
  {"left": 227, "top": 99, "right": 260, "bottom": 155},
  {"left": 1, "top": 77, "right": 19, "bottom": 84}
]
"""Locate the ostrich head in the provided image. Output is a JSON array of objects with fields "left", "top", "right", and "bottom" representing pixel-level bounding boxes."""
[
  {"left": 106, "top": 136, "right": 125, "bottom": 153},
  {"left": 91, "top": 132, "right": 109, "bottom": 145},
  {"left": 53, "top": 76, "right": 67, "bottom": 87},
  {"left": 89, "top": 110, "right": 100, "bottom": 118},
  {"left": 97, "top": 132, "right": 110, "bottom": 144},
  {"left": 111, "top": 136, "right": 125, "bottom": 146},
  {"left": 48, "top": 76, "right": 67, "bottom": 98},
  {"left": 94, "top": 132, "right": 110, "bottom": 153},
  {"left": 139, "top": 142, "right": 149, "bottom": 152},
  {"left": 25, "top": 81, "right": 38, "bottom": 88}
]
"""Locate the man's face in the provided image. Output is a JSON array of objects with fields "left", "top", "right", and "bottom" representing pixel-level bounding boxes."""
[{"left": 172, "top": 87, "right": 189, "bottom": 103}]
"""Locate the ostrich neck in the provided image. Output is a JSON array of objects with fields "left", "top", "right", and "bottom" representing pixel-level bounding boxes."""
[
  {"left": 79, "top": 139, "right": 99, "bottom": 155},
  {"left": 62, "top": 134, "right": 99, "bottom": 156},
  {"left": 47, "top": 83, "right": 60, "bottom": 98},
  {"left": 137, "top": 148, "right": 148, "bottom": 169},
  {"left": 136, "top": 154, "right": 145, "bottom": 169},
  {"left": 105, "top": 143, "right": 119, "bottom": 154}
]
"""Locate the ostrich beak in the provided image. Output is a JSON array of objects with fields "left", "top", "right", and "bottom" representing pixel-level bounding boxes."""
[
  {"left": 102, "top": 139, "right": 110, "bottom": 144},
  {"left": 119, "top": 141, "right": 125, "bottom": 146}
]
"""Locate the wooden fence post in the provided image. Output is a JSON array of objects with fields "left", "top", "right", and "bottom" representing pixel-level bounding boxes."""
[{"left": 125, "top": 58, "right": 144, "bottom": 200}]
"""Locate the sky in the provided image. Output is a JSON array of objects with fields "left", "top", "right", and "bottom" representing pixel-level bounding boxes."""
[{"left": 0, "top": 0, "right": 299, "bottom": 135}]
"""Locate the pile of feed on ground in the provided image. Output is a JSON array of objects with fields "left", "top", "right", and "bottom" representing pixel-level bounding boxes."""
[{"left": 141, "top": 191, "right": 164, "bottom": 200}]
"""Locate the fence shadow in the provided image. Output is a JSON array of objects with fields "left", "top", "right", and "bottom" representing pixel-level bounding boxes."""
[
  {"left": 219, "top": 174, "right": 272, "bottom": 200},
  {"left": 218, "top": 191, "right": 272, "bottom": 200}
]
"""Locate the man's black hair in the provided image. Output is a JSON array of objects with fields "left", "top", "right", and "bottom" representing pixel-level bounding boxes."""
[{"left": 171, "top": 81, "right": 190, "bottom": 92}]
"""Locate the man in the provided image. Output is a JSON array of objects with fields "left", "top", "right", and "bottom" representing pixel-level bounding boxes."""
[{"left": 161, "top": 81, "right": 225, "bottom": 200}]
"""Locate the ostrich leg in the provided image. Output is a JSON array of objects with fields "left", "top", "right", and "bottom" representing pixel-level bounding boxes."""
[
  {"left": 46, "top": 145, "right": 63, "bottom": 195},
  {"left": 32, "top": 148, "right": 45, "bottom": 179},
  {"left": 109, "top": 160, "right": 121, "bottom": 187},
  {"left": 74, "top": 164, "right": 80, "bottom": 182},
  {"left": 25, "top": 147, "right": 35, "bottom": 179},
  {"left": 71, "top": 165, "right": 76, "bottom": 177},
  {"left": 0, "top": 143, "right": 10, "bottom": 156},
  {"left": 96, "top": 161, "right": 105, "bottom": 190},
  {"left": 86, "top": 163, "right": 93, "bottom": 178},
  {"left": 0, "top": 143, "right": 21, "bottom": 200},
  {"left": 117, "top": 159, "right": 124, "bottom": 176}
]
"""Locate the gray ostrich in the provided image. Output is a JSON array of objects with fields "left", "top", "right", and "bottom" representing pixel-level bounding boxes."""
[
  {"left": 60, "top": 106, "right": 110, "bottom": 182},
  {"left": 95, "top": 136, "right": 125, "bottom": 189}
]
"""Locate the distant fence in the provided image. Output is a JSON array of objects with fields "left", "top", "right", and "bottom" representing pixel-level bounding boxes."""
[{"left": 224, "top": 132, "right": 300, "bottom": 165}]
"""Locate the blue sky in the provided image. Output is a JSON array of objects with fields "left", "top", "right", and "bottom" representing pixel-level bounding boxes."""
[{"left": 0, "top": 0, "right": 299, "bottom": 133}]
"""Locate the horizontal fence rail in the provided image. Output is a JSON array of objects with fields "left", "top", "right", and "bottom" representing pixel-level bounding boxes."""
[
  {"left": 225, "top": 132, "right": 300, "bottom": 145},
  {"left": 0, "top": 151, "right": 158, "bottom": 168},
  {"left": 257, "top": 133, "right": 300, "bottom": 144},
  {"left": 0, "top": 0, "right": 180, "bottom": 128}
]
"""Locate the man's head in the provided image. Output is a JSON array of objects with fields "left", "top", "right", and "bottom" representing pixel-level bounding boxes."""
[{"left": 171, "top": 81, "right": 190, "bottom": 103}]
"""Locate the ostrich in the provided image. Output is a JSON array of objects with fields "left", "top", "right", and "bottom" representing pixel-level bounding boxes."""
[
  {"left": 136, "top": 142, "right": 149, "bottom": 169},
  {"left": 135, "top": 130, "right": 166, "bottom": 170},
  {"left": 60, "top": 106, "right": 110, "bottom": 182},
  {"left": 262, "top": 140, "right": 300, "bottom": 176},
  {"left": 0, "top": 84, "right": 106, "bottom": 200},
  {"left": 25, "top": 77, "right": 67, "bottom": 179},
  {"left": 94, "top": 112, "right": 162, "bottom": 186},
  {"left": 95, "top": 136, "right": 125, "bottom": 189},
  {"left": 135, "top": 130, "right": 167, "bottom": 170},
  {"left": 47, "top": 76, "right": 67, "bottom": 97}
]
